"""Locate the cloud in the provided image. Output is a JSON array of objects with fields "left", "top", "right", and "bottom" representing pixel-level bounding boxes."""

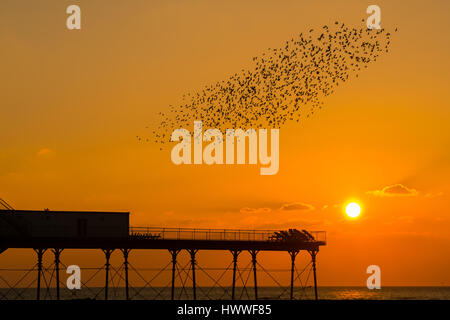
[
  {"left": 249, "top": 219, "right": 324, "bottom": 230},
  {"left": 37, "top": 148, "right": 55, "bottom": 157},
  {"left": 279, "top": 202, "right": 315, "bottom": 211},
  {"left": 321, "top": 204, "right": 340, "bottom": 209},
  {"left": 367, "top": 184, "right": 418, "bottom": 197},
  {"left": 239, "top": 207, "right": 271, "bottom": 214}
]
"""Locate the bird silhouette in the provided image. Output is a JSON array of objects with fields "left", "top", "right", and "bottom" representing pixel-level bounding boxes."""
[{"left": 139, "top": 21, "right": 396, "bottom": 146}]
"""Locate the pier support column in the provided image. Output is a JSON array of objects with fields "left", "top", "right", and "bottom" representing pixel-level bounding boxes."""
[
  {"left": 249, "top": 250, "right": 259, "bottom": 300},
  {"left": 288, "top": 250, "right": 299, "bottom": 300},
  {"left": 169, "top": 249, "right": 180, "bottom": 300},
  {"left": 309, "top": 249, "right": 319, "bottom": 300},
  {"left": 230, "top": 250, "right": 241, "bottom": 300},
  {"left": 103, "top": 249, "right": 114, "bottom": 300},
  {"left": 188, "top": 249, "right": 198, "bottom": 300},
  {"left": 121, "top": 249, "right": 131, "bottom": 300},
  {"left": 34, "top": 248, "right": 46, "bottom": 301},
  {"left": 52, "top": 249, "right": 63, "bottom": 300}
]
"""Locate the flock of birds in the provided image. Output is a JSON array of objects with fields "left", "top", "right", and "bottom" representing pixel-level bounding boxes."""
[{"left": 140, "top": 21, "right": 396, "bottom": 147}]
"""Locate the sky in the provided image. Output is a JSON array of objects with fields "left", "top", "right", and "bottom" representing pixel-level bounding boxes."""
[{"left": 1, "top": 0, "right": 450, "bottom": 287}]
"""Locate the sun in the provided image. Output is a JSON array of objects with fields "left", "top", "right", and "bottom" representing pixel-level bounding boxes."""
[{"left": 345, "top": 202, "right": 361, "bottom": 218}]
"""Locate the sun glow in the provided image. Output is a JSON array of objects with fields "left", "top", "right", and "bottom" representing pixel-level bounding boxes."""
[{"left": 345, "top": 202, "right": 361, "bottom": 218}]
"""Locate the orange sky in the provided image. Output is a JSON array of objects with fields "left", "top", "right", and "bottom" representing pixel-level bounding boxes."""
[{"left": 1, "top": 0, "right": 450, "bottom": 286}]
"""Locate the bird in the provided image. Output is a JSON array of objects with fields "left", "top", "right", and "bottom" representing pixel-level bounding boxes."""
[{"left": 141, "top": 21, "right": 396, "bottom": 147}]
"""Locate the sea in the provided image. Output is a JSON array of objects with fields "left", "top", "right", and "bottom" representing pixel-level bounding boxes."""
[{"left": 1, "top": 286, "right": 449, "bottom": 300}]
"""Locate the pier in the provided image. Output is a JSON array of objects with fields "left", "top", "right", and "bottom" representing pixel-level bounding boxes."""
[{"left": 0, "top": 209, "right": 326, "bottom": 300}]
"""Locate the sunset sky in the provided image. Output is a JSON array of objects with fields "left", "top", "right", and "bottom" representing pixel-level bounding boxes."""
[{"left": 1, "top": 0, "right": 450, "bottom": 287}]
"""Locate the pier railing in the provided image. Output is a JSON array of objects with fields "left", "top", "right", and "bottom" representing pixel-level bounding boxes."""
[{"left": 129, "top": 227, "right": 326, "bottom": 243}]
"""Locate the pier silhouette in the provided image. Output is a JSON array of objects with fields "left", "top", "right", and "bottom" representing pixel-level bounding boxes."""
[{"left": 0, "top": 209, "right": 326, "bottom": 300}]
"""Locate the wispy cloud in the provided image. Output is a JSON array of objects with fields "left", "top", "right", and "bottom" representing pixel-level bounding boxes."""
[
  {"left": 279, "top": 202, "right": 315, "bottom": 211},
  {"left": 367, "top": 184, "right": 418, "bottom": 197},
  {"left": 239, "top": 207, "right": 271, "bottom": 214},
  {"left": 37, "top": 148, "right": 55, "bottom": 157}
]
